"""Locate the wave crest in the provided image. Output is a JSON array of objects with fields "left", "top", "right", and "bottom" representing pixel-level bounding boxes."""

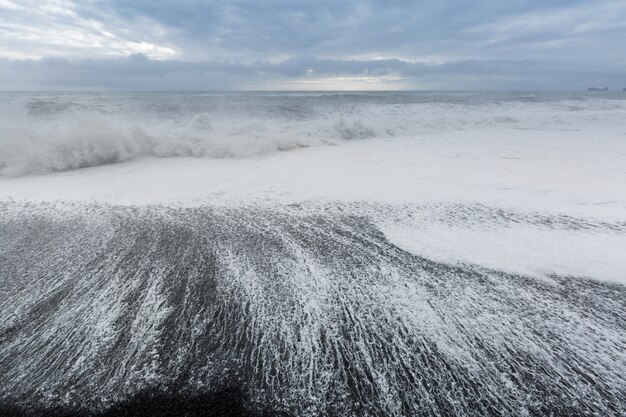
[{"left": 0, "top": 111, "right": 323, "bottom": 176}]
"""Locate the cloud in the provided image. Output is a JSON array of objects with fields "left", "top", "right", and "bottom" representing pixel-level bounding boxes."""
[
  {"left": 0, "top": 0, "right": 177, "bottom": 59},
  {"left": 0, "top": 0, "right": 625, "bottom": 89},
  {"left": 1, "top": 54, "right": 624, "bottom": 90}
]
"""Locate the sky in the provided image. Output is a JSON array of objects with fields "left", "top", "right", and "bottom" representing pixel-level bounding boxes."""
[{"left": 0, "top": 0, "right": 625, "bottom": 90}]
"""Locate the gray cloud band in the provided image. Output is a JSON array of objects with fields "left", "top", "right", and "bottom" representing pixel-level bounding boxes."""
[{"left": 0, "top": 55, "right": 624, "bottom": 90}]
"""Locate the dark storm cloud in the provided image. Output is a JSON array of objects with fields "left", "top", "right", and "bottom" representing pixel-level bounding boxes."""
[{"left": 0, "top": 0, "right": 625, "bottom": 89}]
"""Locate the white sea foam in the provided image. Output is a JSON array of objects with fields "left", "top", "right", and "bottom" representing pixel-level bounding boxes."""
[{"left": 379, "top": 209, "right": 626, "bottom": 284}]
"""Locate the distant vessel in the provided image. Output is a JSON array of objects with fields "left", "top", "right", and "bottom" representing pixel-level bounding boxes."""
[{"left": 587, "top": 87, "right": 608, "bottom": 91}]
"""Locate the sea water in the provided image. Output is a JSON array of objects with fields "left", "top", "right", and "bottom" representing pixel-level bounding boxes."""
[{"left": 1, "top": 91, "right": 625, "bottom": 416}]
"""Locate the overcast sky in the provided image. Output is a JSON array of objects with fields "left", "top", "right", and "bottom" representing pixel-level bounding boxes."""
[{"left": 1, "top": 0, "right": 625, "bottom": 90}]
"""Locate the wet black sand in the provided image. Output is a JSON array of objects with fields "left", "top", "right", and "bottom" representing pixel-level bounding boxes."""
[{"left": 1, "top": 203, "right": 625, "bottom": 416}]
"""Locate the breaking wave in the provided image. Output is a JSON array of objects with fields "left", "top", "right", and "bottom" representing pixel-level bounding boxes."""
[
  {"left": 0, "top": 109, "right": 381, "bottom": 177},
  {"left": 1, "top": 91, "right": 625, "bottom": 177}
]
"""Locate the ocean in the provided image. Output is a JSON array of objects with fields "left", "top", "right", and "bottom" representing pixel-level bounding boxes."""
[{"left": 1, "top": 91, "right": 625, "bottom": 416}]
